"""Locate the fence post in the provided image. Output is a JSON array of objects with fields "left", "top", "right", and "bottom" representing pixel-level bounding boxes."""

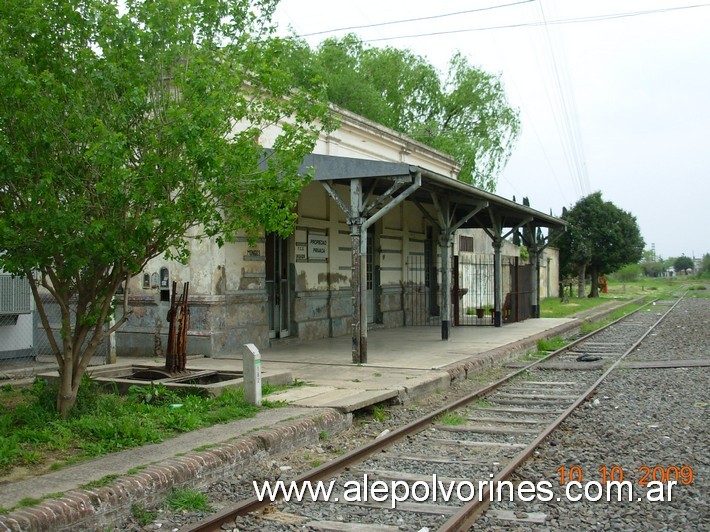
[{"left": 242, "top": 343, "right": 262, "bottom": 406}]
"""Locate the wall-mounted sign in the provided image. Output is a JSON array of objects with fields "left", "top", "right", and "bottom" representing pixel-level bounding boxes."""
[
  {"left": 295, "top": 227, "right": 308, "bottom": 262},
  {"left": 295, "top": 243, "right": 307, "bottom": 262},
  {"left": 307, "top": 233, "right": 328, "bottom": 261}
]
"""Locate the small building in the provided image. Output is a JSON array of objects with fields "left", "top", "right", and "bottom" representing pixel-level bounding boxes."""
[
  {"left": 119, "top": 106, "right": 564, "bottom": 362},
  {"left": 0, "top": 269, "right": 33, "bottom": 360}
]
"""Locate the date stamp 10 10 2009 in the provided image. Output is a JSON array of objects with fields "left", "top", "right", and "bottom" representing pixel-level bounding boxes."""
[{"left": 556, "top": 465, "right": 694, "bottom": 486}]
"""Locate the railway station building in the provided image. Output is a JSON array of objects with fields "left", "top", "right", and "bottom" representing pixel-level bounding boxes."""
[{"left": 118, "top": 106, "right": 565, "bottom": 363}]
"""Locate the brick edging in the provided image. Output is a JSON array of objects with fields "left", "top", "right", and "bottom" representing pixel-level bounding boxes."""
[{"left": 0, "top": 409, "right": 351, "bottom": 532}]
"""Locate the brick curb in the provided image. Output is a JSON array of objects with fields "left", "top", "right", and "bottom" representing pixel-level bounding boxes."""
[{"left": 0, "top": 409, "right": 351, "bottom": 532}]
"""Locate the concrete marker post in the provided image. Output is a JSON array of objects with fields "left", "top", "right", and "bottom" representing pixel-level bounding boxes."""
[{"left": 242, "top": 343, "right": 262, "bottom": 406}]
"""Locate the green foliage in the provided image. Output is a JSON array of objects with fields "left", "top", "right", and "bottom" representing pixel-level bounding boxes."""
[
  {"left": 557, "top": 192, "right": 645, "bottom": 296},
  {"left": 164, "top": 488, "right": 211, "bottom": 513},
  {"left": 371, "top": 406, "right": 387, "bottom": 422},
  {"left": 282, "top": 35, "right": 519, "bottom": 189},
  {"left": 537, "top": 337, "right": 568, "bottom": 352},
  {"left": 0, "top": 0, "right": 331, "bottom": 417},
  {"left": 615, "top": 263, "right": 643, "bottom": 282},
  {"left": 439, "top": 412, "right": 466, "bottom": 425},
  {"left": 673, "top": 256, "right": 695, "bottom": 272},
  {"left": 540, "top": 295, "right": 614, "bottom": 318},
  {"left": 0, "top": 383, "right": 260, "bottom": 474},
  {"left": 519, "top": 245, "right": 529, "bottom": 262},
  {"left": 81, "top": 474, "right": 121, "bottom": 489},
  {"left": 127, "top": 383, "right": 180, "bottom": 406},
  {"left": 702, "top": 254, "right": 710, "bottom": 274},
  {"left": 131, "top": 503, "right": 156, "bottom": 527}
]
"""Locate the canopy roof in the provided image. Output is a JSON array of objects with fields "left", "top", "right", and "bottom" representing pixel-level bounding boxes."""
[{"left": 298, "top": 153, "right": 565, "bottom": 231}]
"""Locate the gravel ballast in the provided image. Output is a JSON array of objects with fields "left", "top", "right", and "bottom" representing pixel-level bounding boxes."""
[{"left": 481, "top": 296, "right": 709, "bottom": 530}]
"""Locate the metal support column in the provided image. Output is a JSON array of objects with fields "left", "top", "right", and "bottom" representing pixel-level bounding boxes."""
[
  {"left": 492, "top": 237, "right": 503, "bottom": 327},
  {"left": 359, "top": 223, "right": 368, "bottom": 363},
  {"left": 530, "top": 246, "right": 540, "bottom": 318},
  {"left": 350, "top": 179, "right": 362, "bottom": 364},
  {"left": 439, "top": 233, "right": 452, "bottom": 340}
]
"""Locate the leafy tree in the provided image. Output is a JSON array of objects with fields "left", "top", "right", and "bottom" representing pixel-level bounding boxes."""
[
  {"left": 616, "top": 263, "right": 642, "bottom": 282},
  {"left": 558, "top": 192, "right": 644, "bottom": 297},
  {"left": 702, "top": 253, "right": 710, "bottom": 274},
  {"left": 673, "top": 256, "right": 695, "bottom": 273},
  {"left": 284, "top": 35, "right": 520, "bottom": 190},
  {"left": 640, "top": 249, "right": 665, "bottom": 277},
  {"left": 0, "top": 0, "right": 330, "bottom": 417}
]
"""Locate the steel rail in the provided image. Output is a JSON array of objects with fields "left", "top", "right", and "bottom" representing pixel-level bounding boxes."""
[
  {"left": 438, "top": 296, "right": 682, "bottom": 531},
  {"left": 182, "top": 297, "right": 658, "bottom": 532}
]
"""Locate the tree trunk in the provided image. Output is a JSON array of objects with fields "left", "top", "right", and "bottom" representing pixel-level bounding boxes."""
[
  {"left": 577, "top": 264, "right": 586, "bottom": 298},
  {"left": 57, "top": 345, "right": 78, "bottom": 419},
  {"left": 588, "top": 265, "right": 599, "bottom": 298},
  {"left": 58, "top": 379, "right": 78, "bottom": 419}
]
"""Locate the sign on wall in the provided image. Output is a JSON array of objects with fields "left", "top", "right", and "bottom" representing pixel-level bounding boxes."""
[
  {"left": 295, "top": 227, "right": 308, "bottom": 262},
  {"left": 307, "top": 232, "right": 329, "bottom": 261},
  {"left": 295, "top": 228, "right": 328, "bottom": 262}
]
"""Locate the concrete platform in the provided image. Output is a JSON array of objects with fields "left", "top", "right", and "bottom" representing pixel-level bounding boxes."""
[
  {"left": 0, "top": 313, "right": 606, "bottom": 528},
  {"left": 206, "top": 318, "right": 576, "bottom": 411}
]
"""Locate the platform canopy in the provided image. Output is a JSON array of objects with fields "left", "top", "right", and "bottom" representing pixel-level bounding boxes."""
[
  {"left": 266, "top": 151, "right": 567, "bottom": 364},
  {"left": 297, "top": 153, "right": 566, "bottom": 231}
]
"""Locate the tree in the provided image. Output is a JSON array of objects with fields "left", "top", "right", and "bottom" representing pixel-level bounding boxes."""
[
  {"left": 283, "top": 35, "right": 520, "bottom": 191},
  {"left": 558, "top": 192, "right": 645, "bottom": 297},
  {"left": 673, "top": 256, "right": 695, "bottom": 273},
  {"left": 0, "top": 0, "right": 330, "bottom": 417},
  {"left": 640, "top": 249, "right": 665, "bottom": 277}
]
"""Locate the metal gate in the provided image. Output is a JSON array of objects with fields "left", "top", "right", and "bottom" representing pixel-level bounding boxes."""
[
  {"left": 404, "top": 255, "right": 440, "bottom": 326},
  {"left": 454, "top": 255, "right": 532, "bottom": 326},
  {"left": 508, "top": 260, "right": 533, "bottom": 324}
]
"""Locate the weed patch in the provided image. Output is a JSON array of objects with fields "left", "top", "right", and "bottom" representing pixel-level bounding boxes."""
[
  {"left": 164, "top": 488, "right": 211, "bottom": 513},
  {"left": 0, "top": 377, "right": 263, "bottom": 477},
  {"left": 439, "top": 412, "right": 466, "bottom": 425}
]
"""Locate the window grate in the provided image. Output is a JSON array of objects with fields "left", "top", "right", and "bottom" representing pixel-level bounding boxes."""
[{"left": 0, "top": 275, "right": 32, "bottom": 315}]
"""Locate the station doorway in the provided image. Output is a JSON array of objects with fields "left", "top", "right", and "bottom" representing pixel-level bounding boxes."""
[{"left": 266, "top": 233, "right": 291, "bottom": 338}]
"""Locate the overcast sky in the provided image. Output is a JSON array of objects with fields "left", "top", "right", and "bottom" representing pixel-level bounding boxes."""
[{"left": 273, "top": 0, "right": 710, "bottom": 261}]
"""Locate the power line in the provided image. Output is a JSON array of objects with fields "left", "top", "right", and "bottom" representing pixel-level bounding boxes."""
[
  {"left": 299, "top": 0, "right": 536, "bottom": 37},
  {"left": 535, "top": 1, "right": 589, "bottom": 198},
  {"left": 351, "top": 3, "right": 710, "bottom": 43}
]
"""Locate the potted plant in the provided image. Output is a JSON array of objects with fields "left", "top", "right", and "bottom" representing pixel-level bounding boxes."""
[{"left": 475, "top": 307, "right": 485, "bottom": 319}]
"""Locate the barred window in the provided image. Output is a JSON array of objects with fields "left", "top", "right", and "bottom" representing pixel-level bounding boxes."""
[
  {"left": 0, "top": 274, "right": 32, "bottom": 315},
  {"left": 459, "top": 235, "right": 474, "bottom": 253}
]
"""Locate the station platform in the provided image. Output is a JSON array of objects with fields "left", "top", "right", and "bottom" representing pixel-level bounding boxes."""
[
  {"left": 207, "top": 317, "right": 577, "bottom": 411},
  {"left": 0, "top": 315, "right": 592, "bottom": 515}
]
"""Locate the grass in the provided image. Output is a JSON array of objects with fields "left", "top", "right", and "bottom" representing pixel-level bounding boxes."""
[
  {"left": 439, "top": 412, "right": 466, "bottom": 426},
  {"left": 539, "top": 275, "right": 706, "bottom": 321},
  {"left": 131, "top": 503, "right": 156, "bottom": 526},
  {"left": 537, "top": 336, "right": 568, "bottom": 352},
  {"left": 164, "top": 487, "right": 211, "bottom": 513},
  {"left": 471, "top": 398, "right": 492, "bottom": 408},
  {"left": 0, "top": 376, "right": 297, "bottom": 477},
  {"left": 81, "top": 474, "right": 120, "bottom": 489},
  {"left": 370, "top": 405, "right": 387, "bottom": 422}
]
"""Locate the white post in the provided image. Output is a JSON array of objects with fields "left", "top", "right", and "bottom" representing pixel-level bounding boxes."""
[
  {"left": 106, "top": 316, "right": 117, "bottom": 364},
  {"left": 242, "top": 343, "right": 262, "bottom": 406}
]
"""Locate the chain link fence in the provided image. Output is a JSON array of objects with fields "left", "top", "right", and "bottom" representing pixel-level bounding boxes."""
[{"left": 0, "top": 274, "right": 108, "bottom": 373}]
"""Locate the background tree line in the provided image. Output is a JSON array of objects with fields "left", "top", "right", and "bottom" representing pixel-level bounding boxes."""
[{"left": 281, "top": 33, "right": 521, "bottom": 190}]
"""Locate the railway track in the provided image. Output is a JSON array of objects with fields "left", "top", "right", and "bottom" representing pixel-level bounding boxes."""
[{"left": 183, "top": 297, "right": 681, "bottom": 531}]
